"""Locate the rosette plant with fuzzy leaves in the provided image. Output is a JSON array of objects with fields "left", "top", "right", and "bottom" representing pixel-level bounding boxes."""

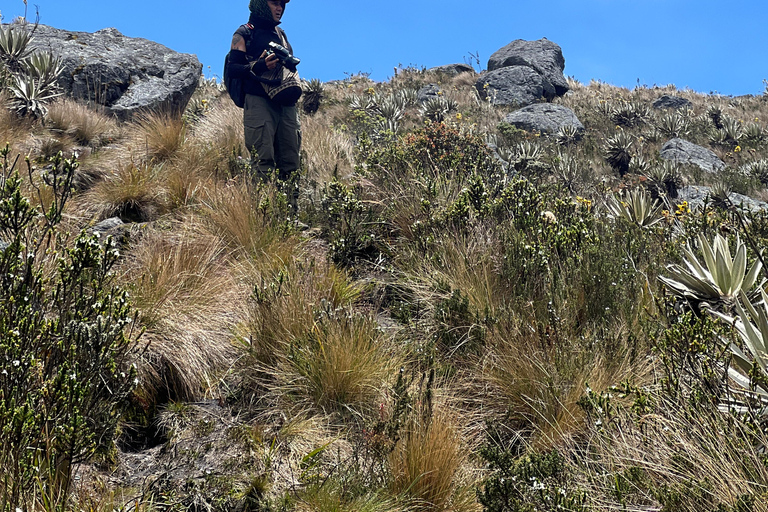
[
  {"left": 712, "top": 289, "right": 768, "bottom": 417},
  {"left": 659, "top": 232, "right": 765, "bottom": 311},
  {"left": 607, "top": 187, "right": 664, "bottom": 228}
]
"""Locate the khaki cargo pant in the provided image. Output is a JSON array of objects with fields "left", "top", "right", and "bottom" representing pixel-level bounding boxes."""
[{"left": 243, "top": 94, "right": 301, "bottom": 194}]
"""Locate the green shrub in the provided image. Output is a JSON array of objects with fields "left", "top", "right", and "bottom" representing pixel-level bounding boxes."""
[
  {"left": 478, "top": 447, "right": 588, "bottom": 512},
  {"left": 0, "top": 146, "right": 138, "bottom": 511}
]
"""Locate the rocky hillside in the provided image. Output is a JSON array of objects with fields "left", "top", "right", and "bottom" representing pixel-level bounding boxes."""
[{"left": 3, "top": 20, "right": 768, "bottom": 512}]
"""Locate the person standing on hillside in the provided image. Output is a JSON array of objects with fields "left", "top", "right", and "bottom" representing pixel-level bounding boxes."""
[{"left": 228, "top": 0, "right": 301, "bottom": 207}]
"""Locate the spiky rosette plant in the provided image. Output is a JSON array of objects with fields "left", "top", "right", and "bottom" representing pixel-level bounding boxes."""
[
  {"left": 712, "top": 289, "right": 768, "bottom": 417},
  {"left": 607, "top": 187, "right": 664, "bottom": 228},
  {"left": 0, "top": 24, "right": 33, "bottom": 75},
  {"left": 647, "top": 161, "right": 681, "bottom": 199},
  {"left": 659, "top": 232, "right": 765, "bottom": 311},
  {"left": 301, "top": 78, "right": 324, "bottom": 115},
  {"left": 655, "top": 111, "right": 691, "bottom": 139},
  {"left": 604, "top": 131, "right": 634, "bottom": 176},
  {"left": 555, "top": 124, "right": 580, "bottom": 146},
  {"left": 420, "top": 95, "right": 458, "bottom": 123}
]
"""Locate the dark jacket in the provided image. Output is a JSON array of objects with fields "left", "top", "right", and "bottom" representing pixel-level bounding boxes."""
[{"left": 228, "top": 18, "right": 295, "bottom": 99}]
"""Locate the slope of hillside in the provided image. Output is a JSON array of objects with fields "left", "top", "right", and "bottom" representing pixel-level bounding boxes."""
[{"left": 3, "top": 27, "right": 768, "bottom": 511}]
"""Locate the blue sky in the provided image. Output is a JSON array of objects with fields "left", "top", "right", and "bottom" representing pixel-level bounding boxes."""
[{"left": 3, "top": 0, "right": 767, "bottom": 96}]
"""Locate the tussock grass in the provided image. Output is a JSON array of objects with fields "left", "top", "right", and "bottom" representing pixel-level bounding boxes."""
[
  {"left": 482, "top": 322, "right": 643, "bottom": 446},
  {"left": 46, "top": 98, "right": 119, "bottom": 147},
  {"left": 131, "top": 111, "right": 187, "bottom": 162},
  {"left": 84, "top": 161, "right": 167, "bottom": 222},
  {"left": 302, "top": 110, "right": 355, "bottom": 185},
  {"left": 191, "top": 97, "right": 245, "bottom": 167},
  {"left": 122, "top": 221, "right": 243, "bottom": 403},
  {"left": 202, "top": 178, "right": 296, "bottom": 258},
  {"left": 389, "top": 409, "right": 474, "bottom": 512},
  {"left": 237, "top": 256, "right": 399, "bottom": 417},
  {"left": 570, "top": 397, "right": 768, "bottom": 511},
  {"left": 0, "top": 91, "right": 32, "bottom": 149}
]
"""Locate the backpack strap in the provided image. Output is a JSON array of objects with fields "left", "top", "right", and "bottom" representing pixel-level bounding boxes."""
[{"left": 238, "top": 23, "right": 255, "bottom": 55}]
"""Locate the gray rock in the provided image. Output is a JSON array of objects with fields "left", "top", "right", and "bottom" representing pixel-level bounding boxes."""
[
  {"left": 428, "top": 63, "right": 475, "bottom": 76},
  {"left": 0, "top": 239, "right": 8, "bottom": 253},
  {"left": 417, "top": 83, "right": 441, "bottom": 103},
  {"left": 677, "top": 185, "right": 768, "bottom": 212},
  {"left": 503, "top": 104, "right": 584, "bottom": 135},
  {"left": 660, "top": 138, "right": 725, "bottom": 173},
  {"left": 475, "top": 66, "right": 552, "bottom": 107},
  {"left": 26, "top": 25, "right": 201, "bottom": 120},
  {"left": 488, "top": 39, "right": 568, "bottom": 96},
  {"left": 92, "top": 217, "right": 125, "bottom": 234},
  {"left": 653, "top": 95, "right": 692, "bottom": 110}
]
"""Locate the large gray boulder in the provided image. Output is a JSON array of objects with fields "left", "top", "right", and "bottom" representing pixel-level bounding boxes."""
[
  {"left": 475, "top": 66, "right": 553, "bottom": 107},
  {"left": 26, "top": 25, "right": 201, "bottom": 120},
  {"left": 678, "top": 185, "right": 767, "bottom": 212},
  {"left": 660, "top": 138, "right": 725, "bottom": 173},
  {"left": 503, "top": 104, "right": 584, "bottom": 135},
  {"left": 487, "top": 38, "right": 568, "bottom": 96}
]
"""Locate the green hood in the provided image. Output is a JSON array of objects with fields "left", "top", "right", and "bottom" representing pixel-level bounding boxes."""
[{"left": 249, "top": 0, "right": 284, "bottom": 25}]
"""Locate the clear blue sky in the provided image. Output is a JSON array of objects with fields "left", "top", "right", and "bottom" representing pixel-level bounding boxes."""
[{"left": 3, "top": 0, "right": 767, "bottom": 96}]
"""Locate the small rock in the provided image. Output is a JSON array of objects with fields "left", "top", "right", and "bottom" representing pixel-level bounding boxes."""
[
  {"left": 653, "top": 95, "right": 692, "bottom": 110},
  {"left": 417, "top": 83, "right": 442, "bottom": 103},
  {"left": 677, "top": 185, "right": 768, "bottom": 212},
  {"left": 428, "top": 63, "right": 475, "bottom": 76},
  {"left": 92, "top": 217, "right": 125, "bottom": 234}
]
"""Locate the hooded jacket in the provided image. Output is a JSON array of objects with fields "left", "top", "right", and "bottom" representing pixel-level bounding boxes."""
[{"left": 228, "top": 0, "right": 295, "bottom": 99}]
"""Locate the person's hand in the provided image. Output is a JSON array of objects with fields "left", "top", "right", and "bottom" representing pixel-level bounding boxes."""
[{"left": 259, "top": 50, "right": 280, "bottom": 70}]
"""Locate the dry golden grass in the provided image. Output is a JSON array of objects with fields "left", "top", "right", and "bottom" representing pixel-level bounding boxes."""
[
  {"left": 130, "top": 111, "right": 187, "bottom": 162},
  {"left": 120, "top": 220, "right": 245, "bottom": 403},
  {"left": 482, "top": 325, "right": 642, "bottom": 447},
  {"left": 302, "top": 109, "right": 355, "bottom": 185},
  {"left": 389, "top": 408, "right": 477, "bottom": 512},
  {"left": 201, "top": 178, "right": 296, "bottom": 258},
  {"left": 570, "top": 397, "right": 768, "bottom": 511},
  {"left": 237, "top": 254, "right": 400, "bottom": 416},
  {"left": 282, "top": 313, "right": 400, "bottom": 415},
  {"left": 0, "top": 92, "right": 33, "bottom": 149},
  {"left": 191, "top": 97, "right": 245, "bottom": 167},
  {"left": 46, "top": 98, "right": 119, "bottom": 147},
  {"left": 83, "top": 161, "right": 167, "bottom": 222}
]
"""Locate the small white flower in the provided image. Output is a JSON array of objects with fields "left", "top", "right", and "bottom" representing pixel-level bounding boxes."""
[{"left": 12, "top": 360, "right": 20, "bottom": 367}]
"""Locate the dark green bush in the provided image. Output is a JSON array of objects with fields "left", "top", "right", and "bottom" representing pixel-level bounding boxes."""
[
  {"left": 478, "top": 446, "right": 588, "bottom": 512},
  {"left": 0, "top": 146, "right": 138, "bottom": 511}
]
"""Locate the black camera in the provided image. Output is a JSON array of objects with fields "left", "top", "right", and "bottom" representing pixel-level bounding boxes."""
[{"left": 267, "top": 41, "right": 300, "bottom": 72}]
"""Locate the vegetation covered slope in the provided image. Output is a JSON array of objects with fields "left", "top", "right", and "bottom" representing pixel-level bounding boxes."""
[{"left": 4, "top": 32, "right": 768, "bottom": 511}]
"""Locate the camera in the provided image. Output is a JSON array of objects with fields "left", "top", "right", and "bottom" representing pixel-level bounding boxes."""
[{"left": 267, "top": 41, "right": 300, "bottom": 72}]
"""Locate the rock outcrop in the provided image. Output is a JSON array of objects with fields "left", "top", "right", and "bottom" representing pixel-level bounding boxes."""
[
  {"left": 487, "top": 39, "right": 568, "bottom": 96},
  {"left": 677, "top": 185, "right": 768, "bottom": 212},
  {"left": 427, "top": 63, "right": 475, "bottom": 76},
  {"left": 417, "top": 83, "right": 442, "bottom": 103},
  {"left": 477, "top": 38, "right": 568, "bottom": 107},
  {"left": 660, "top": 138, "right": 725, "bottom": 173},
  {"left": 26, "top": 25, "right": 201, "bottom": 120},
  {"left": 503, "top": 104, "right": 583, "bottom": 135},
  {"left": 476, "top": 66, "right": 553, "bottom": 107},
  {"left": 653, "top": 95, "right": 692, "bottom": 110}
]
